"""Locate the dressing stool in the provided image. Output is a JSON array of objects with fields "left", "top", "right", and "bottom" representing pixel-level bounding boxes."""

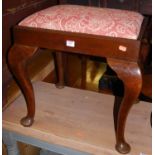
[{"left": 7, "top": 3, "right": 149, "bottom": 154}]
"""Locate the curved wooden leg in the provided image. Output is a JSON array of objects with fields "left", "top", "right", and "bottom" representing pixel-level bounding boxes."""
[
  {"left": 107, "top": 58, "right": 142, "bottom": 154},
  {"left": 113, "top": 96, "right": 122, "bottom": 132},
  {"left": 7, "top": 44, "right": 38, "bottom": 127},
  {"left": 55, "top": 52, "right": 65, "bottom": 88}
]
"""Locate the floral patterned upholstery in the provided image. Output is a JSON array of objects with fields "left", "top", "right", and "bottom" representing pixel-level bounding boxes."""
[{"left": 19, "top": 5, "right": 143, "bottom": 40}]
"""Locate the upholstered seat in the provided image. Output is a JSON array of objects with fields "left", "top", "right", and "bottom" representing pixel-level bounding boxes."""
[
  {"left": 7, "top": 2, "right": 149, "bottom": 154},
  {"left": 19, "top": 5, "right": 143, "bottom": 40}
]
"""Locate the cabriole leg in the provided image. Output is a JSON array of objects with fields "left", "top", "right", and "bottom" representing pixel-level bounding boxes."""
[
  {"left": 107, "top": 58, "right": 142, "bottom": 154},
  {"left": 7, "top": 44, "right": 38, "bottom": 127}
]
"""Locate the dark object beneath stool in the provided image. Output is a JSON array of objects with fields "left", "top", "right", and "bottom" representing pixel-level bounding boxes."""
[
  {"left": 99, "top": 75, "right": 124, "bottom": 96},
  {"left": 99, "top": 74, "right": 152, "bottom": 102}
]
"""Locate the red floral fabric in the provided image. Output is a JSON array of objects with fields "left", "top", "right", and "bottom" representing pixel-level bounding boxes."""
[{"left": 19, "top": 5, "right": 143, "bottom": 39}]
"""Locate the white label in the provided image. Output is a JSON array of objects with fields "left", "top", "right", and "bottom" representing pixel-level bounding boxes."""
[
  {"left": 66, "top": 40, "right": 75, "bottom": 47},
  {"left": 119, "top": 45, "right": 127, "bottom": 52}
]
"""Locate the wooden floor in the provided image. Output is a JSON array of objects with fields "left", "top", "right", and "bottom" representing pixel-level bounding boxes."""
[
  {"left": 3, "top": 81, "right": 152, "bottom": 155},
  {"left": 3, "top": 53, "right": 152, "bottom": 155}
]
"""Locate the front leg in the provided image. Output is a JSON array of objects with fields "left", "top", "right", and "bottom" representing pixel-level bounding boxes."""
[
  {"left": 107, "top": 58, "right": 142, "bottom": 154},
  {"left": 7, "top": 44, "right": 38, "bottom": 127}
]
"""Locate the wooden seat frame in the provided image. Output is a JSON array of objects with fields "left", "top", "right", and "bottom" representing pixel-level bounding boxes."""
[{"left": 7, "top": 11, "right": 148, "bottom": 153}]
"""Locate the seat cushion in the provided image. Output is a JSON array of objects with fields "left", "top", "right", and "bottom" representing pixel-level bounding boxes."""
[{"left": 19, "top": 5, "right": 143, "bottom": 40}]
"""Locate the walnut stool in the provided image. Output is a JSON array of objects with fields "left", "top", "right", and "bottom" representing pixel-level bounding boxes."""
[{"left": 7, "top": 5, "right": 147, "bottom": 154}]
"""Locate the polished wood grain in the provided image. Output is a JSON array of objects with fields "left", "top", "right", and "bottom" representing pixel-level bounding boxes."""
[
  {"left": 14, "top": 26, "right": 141, "bottom": 61},
  {"left": 7, "top": 44, "right": 38, "bottom": 127},
  {"left": 5, "top": 49, "right": 54, "bottom": 110},
  {"left": 107, "top": 59, "right": 142, "bottom": 153}
]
